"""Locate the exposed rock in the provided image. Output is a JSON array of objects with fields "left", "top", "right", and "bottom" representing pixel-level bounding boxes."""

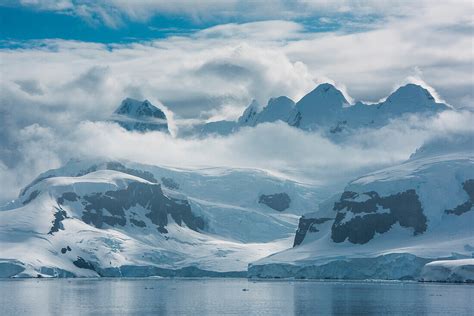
[
  {"left": 293, "top": 217, "right": 333, "bottom": 247},
  {"left": 113, "top": 98, "right": 169, "bottom": 133},
  {"left": 161, "top": 177, "right": 179, "bottom": 190},
  {"left": 57, "top": 182, "right": 204, "bottom": 233},
  {"left": 259, "top": 193, "right": 291, "bottom": 211},
  {"left": 20, "top": 175, "right": 54, "bottom": 197},
  {"left": 73, "top": 257, "right": 96, "bottom": 271},
  {"left": 445, "top": 179, "right": 474, "bottom": 215},
  {"left": 331, "top": 189, "right": 427, "bottom": 244},
  {"left": 22, "top": 190, "right": 40, "bottom": 205},
  {"left": 130, "top": 218, "right": 146, "bottom": 227},
  {"left": 60, "top": 246, "right": 72, "bottom": 254},
  {"left": 48, "top": 207, "right": 68, "bottom": 235}
]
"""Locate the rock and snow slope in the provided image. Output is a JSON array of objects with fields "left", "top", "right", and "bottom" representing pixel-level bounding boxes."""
[
  {"left": 0, "top": 160, "right": 322, "bottom": 278},
  {"left": 112, "top": 98, "right": 169, "bottom": 133},
  {"left": 249, "top": 136, "right": 474, "bottom": 281}
]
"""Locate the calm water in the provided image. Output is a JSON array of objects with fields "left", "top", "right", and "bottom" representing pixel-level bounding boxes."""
[{"left": 0, "top": 278, "right": 473, "bottom": 315}]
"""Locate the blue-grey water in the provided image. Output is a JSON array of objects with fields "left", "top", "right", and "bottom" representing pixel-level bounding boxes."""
[{"left": 0, "top": 278, "right": 473, "bottom": 315}]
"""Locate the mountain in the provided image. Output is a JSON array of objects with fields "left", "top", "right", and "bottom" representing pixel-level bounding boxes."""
[
  {"left": 0, "top": 160, "right": 323, "bottom": 278},
  {"left": 191, "top": 83, "right": 450, "bottom": 137},
  {"left": 237, "top": 99, "right": 260, "bottom": 127},
  {"left": 112, "top": 98, "right": 169, "bottom": 133},
  {"left": 287, "top": 83, "right": 348, "bottom": 129},
  {"left": 289, "top": 83, "right": 449, "bottom": 132},
  {"left": 256, "top": 96, "right": 295, "bottom": 124},
  {"left": 248, "top": 134, "right": 474, "bottom": 282}
]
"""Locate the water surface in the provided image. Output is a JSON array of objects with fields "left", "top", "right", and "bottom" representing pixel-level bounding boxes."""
[{"left": 0, "top": 278, "right": 472, "bottom": 315}]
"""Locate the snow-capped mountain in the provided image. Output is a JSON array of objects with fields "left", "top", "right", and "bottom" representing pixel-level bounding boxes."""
[
  {"left": 112, "top": 98, "right": 169, "bottom": 133},
  {"left": 248, "top": 134, "right": 474, "bottom": 282},
  {"left": 287, "top": 83, "right": 349, "bottom": 129},
  {"left": 0, "top": 160, "right": 323, "bottom": 278},
  {"left": 237, "top": 99, "right": 260, "bottom": 127},
  {"left": 192, "top": 97, "right": 295, "bottom": 136},
  {"left": 192, "top": 83, "right": 450, "bottom": 137}
]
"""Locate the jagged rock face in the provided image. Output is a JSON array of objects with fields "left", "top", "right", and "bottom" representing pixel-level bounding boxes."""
[
  {"left": 57, "top": 182, "right": 205, "bottom": 233},
  {"left": 293, "top": 217, "right": 333, "bottom": 247},
  {"left": 161, "top": 177, "right": 180, "bottom": 190},
  {"left": 331, "top": 190, "right": 427, "bottom": 244},
  {"left": 259, "top": 193, "right": 291, "bottom": 211},
  {"left": 113, "top": 98, "right": 169, "bottom": 133},
  {"left": 445, "top": 179, "right": 474, "bottom": 215}
]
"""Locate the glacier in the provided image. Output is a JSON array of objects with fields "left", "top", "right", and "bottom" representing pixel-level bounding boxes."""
[
  {"left": 0, "top": 160, "right": 323, "bottom": 278},
  {"left": 248, "top": 135, "right": 474, "bottom": 282}
]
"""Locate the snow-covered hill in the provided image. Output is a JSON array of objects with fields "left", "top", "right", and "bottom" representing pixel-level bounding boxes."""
[
  {"left": 111, "top": 98, "right": 169, "bottom": 133},
  {"left": 248, "top": 135, "right": 474, "bottom": 282},
  {"left": 0, "top": 160, "right": 323, "bottom": 278},
  {"left": 192, "top": 83, "right": 450, "bottom": 137}
]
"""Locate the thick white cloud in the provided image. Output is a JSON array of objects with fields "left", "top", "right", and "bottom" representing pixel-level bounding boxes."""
[
  {"left": 1, "top": 109, "right": 472, "bottom": 204},
  {"left": 1, "top": 2, "right": 473, "bottom": 203}
]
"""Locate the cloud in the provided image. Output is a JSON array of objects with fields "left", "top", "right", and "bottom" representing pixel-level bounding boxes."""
[
  {"left": 1, "top": 109, "right": 472, "bottom": 205},
  {"left": 1, "top": 3, "right": 473, "bottom": 203}
]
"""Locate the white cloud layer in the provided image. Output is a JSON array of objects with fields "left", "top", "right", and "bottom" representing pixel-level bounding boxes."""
[{"left": 1, "top": 1, "right": 473, "bottom": 202}]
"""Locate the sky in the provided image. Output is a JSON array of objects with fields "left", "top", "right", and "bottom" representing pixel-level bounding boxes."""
[{"left": 0, "top": 0, "right": 473, "bottom": 203}]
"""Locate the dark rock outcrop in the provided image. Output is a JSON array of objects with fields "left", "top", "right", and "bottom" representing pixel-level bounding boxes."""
[
  {"left": 445, "top": 179, "right": 474, "bottom": 216},
  {"left": 58, "top": 182, "right": 204, "bottom": 233},
  {"left": 73, "top": 257, "right": 96, "bottom": 271},
  {"left": 331, "top": 189, "right": 427, "bottom": 244},
  {"left": 293, "top": 217, "right": 333, "bottom": 247},
  {"left": 113, "top": 98, "right": 169, "bottom": 133},
  {"left": 48, "top": 207, "right": 68, "bottom": 235},
  {"left": 161, "top": 177, "right": 179, "bottom": 190},
  {"left": 259, "top": 193, "right": 291, "bottom": 212},
  {"left": 22, "top": 190, "right": 40, "bottom": 205}
]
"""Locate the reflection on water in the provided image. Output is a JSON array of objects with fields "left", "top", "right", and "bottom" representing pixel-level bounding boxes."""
[{"left": 0, "top": 278, "right": 473, "bottom": 315}]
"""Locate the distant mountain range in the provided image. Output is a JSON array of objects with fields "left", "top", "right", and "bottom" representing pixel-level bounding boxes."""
[
  {"left": 192, "top": 83, "right": 449, "bottom": 136},
  {"left": 108, "top": 83, "right": 449, "bottom": 136}
]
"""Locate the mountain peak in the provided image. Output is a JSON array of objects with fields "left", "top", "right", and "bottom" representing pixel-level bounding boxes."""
[
  {"left": 115, "top": 98, "right": 166, "bottom": 120},
  {"left": 383, "top": 84, "right": 439, "bottom": 108},
  {"left": 256, "top": 96, "right": 295, "bottom": 124},
  {"left": 112, "top": 98, "right": 168, "bottom": 133},
  {"left": 299, "top": 83, "right": 349, "bottom": 108}
]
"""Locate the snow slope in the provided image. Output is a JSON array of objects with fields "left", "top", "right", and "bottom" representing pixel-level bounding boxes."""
[
  {"left": 0, "top": 160, "right": 323, "bottom": 278},
  {"left": 249, "top": 136, "right": 474, "bottom": 281}
]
